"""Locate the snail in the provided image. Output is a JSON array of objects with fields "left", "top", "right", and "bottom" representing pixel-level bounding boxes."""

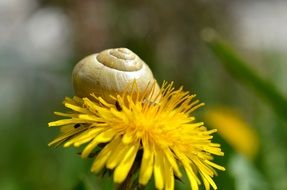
[{"left": 72, "top": 48, "right": 160, "bottom": 103}]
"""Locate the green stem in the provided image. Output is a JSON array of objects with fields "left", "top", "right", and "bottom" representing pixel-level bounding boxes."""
[{"left": 204, "top": 31, "right": 287, "bottom": 120}]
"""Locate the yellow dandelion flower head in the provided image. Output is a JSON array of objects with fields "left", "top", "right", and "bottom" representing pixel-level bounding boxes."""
[
  {"left": 205, "top": 107, "right": 259, "bottom": 159},
  {"left": 48, "top": 81, "right": 225, "bottom": 190}
]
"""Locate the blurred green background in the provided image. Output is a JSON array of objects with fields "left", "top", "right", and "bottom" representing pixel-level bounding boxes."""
[{"left": 1, "top": 0, "right": 287, "bottom": 190}]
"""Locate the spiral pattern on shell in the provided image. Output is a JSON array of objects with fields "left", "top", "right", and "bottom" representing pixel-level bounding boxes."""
[
  {"left": 97, "top": 48, "right": 143, "bottom": 71},
  {"left": 72, "top": 48, "right": 159, "bottom": 103}
]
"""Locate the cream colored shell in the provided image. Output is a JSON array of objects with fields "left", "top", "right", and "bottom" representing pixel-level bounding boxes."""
[{"left": 72, "top": 48, "right": 160, "bottom": 103}]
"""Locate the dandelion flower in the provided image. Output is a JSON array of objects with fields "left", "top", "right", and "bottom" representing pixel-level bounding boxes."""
[
  {"left": 204, "top": 107, "right": 259, "bottom": 159},
  {"left": 49, "top": 82, "right": 225, "bottom": 190}
]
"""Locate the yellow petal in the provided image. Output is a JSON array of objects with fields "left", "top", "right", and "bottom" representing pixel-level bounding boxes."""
[
  {"left": 74, "top": 127, "right": 104, "bottom": 147},
  {"left": 91, "top": 138, "right": 120, "bottom": 173},
  {"left": 200, "top": 171, "right": 217, "bottom": 190},
  {"left": 163, "top": 148, "right": 182, "bottom": 178},
  {"left": 185, "top": 164, "right": 199, "bottom": 190},
  {"left": 113, "top": 142, "right": 139, "bottom": 183},
  {"left": 79, "top": 128, "right": 115, "bottom": 152},
  {"left": 94, "top": 129, "right": 115, "bottom": 142},
  {"left": 153, "top": 148, "right": 165, "bottom": 190},
  {"left": 180, "top": 155, "right": 200, "bottom": 190},
  {"left": 106, "top": 142, "right": 130, "bottom": 169},
  {"left": 48, "top": 118, "right": 88, "bottom": 127},
  {"left": 78, "top": 114, "right": 103, "bottom": 122},
  {"left": 59, "top": 124, "right": 75, "bottom": 133},
  {"left": 205, "top": 107, "right": 259, "bottom": 159},
  {"left": 81, "top": 138, "right": 100, "bottom": 158},
  {"left": 64, "top": 103, "right": 89, "bottom": 113},
  {"left": 139, "top": 141, "right": 154, "bottom": 185},
  {"left": 205, "top": 160, "right": 225, "bottom": 171},
  {"left": 54, "top": 112, "right": 78, "bottom": 117},
  {"left": 49, "top": 127, "right": 85, "bottom": 147},
  {"left": 202, "top": 176, "right": 210, "bottom": 190},
  {"left": 122, "top": 132, "right": 134, "bottom": 144},
  {"left": 163, "top": 157, "right": 174, "bottom": 190}
]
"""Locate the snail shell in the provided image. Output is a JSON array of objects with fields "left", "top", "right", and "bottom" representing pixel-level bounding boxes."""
[{"left": 72, "top": 48, "right": 160, "bottom": 103}]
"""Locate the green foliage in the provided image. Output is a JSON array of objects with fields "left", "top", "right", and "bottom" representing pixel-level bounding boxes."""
[{"left": 206, "top": 36, "right": 287, "bottom": 120}]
